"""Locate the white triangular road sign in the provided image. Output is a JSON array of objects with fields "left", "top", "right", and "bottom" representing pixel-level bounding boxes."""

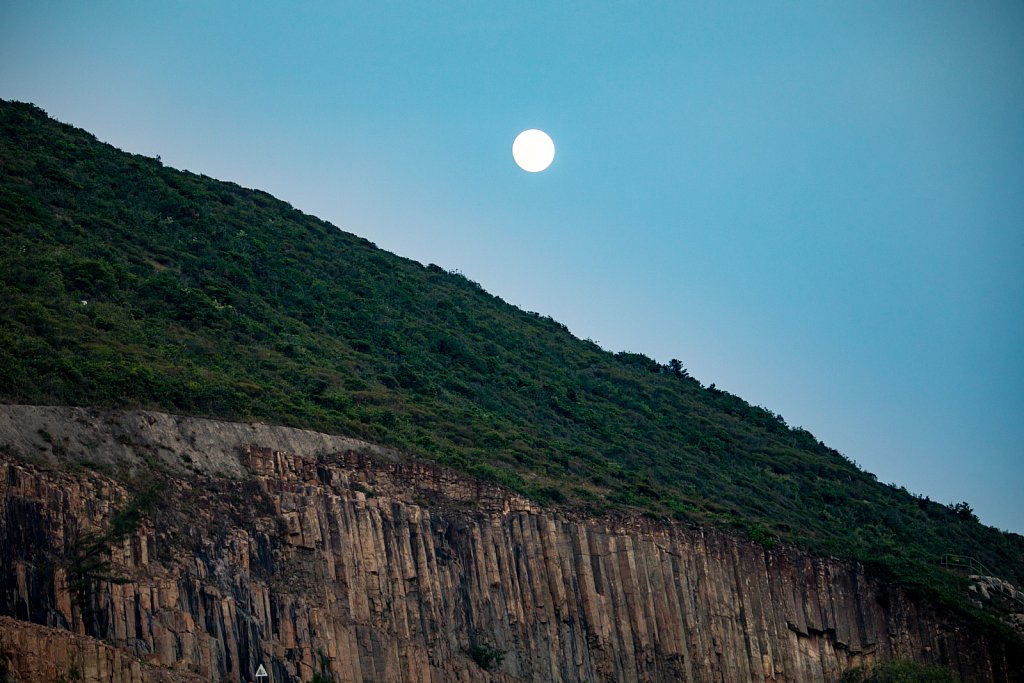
[{"left": 255, "top": 664, "right": 268, "bottom": 679}]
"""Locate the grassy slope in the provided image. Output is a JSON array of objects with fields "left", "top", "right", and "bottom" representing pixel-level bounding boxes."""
[{"left": 1, "top": 100, "right": 1022, "bottom": 621}]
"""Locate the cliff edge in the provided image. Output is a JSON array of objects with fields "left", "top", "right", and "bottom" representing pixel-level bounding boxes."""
[{"left": 1, "top": 405, "right": 1021, "bottom": 682}]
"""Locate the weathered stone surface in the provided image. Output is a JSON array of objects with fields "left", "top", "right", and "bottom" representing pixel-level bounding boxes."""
[
  {"left": 0, "top": 616, "right": 209, "bottom": 683},
  {"left": 0, "top": 404, "right": 395, "bottom": 477},
  {"left": 1, "top": 407, "right": 1021, "bottom": 682}
]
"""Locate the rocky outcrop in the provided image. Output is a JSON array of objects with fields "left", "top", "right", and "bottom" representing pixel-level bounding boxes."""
[
  {"left": 1, "top": 406, "right": 1021, "bottom": 682},
  {"left": 0, "top": 616, "right": 208, "bottom": 683},
  {"left": 0, "top": 404, "right": 396, "bottom": 477}
]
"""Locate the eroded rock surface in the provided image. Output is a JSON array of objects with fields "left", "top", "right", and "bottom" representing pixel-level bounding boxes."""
[{"left": 1, "top": 406, "right": 1021, "bottom": 682}]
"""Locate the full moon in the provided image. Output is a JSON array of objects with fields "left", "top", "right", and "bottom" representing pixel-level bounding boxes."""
[{"left": 512, "top": 129, "right": 555, "bottom": 172}]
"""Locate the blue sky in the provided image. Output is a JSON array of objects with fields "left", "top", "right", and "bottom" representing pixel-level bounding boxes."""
[{"left": 2, "top": 2, "right": 1022, "bottom": 533}]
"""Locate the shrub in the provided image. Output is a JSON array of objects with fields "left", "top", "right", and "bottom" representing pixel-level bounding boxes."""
[
  {"left": 840, "top": 659, "right": 959, "bottom": 683},
  {"left": 467, "top": 643, "right": 504, "bottom": 671}
]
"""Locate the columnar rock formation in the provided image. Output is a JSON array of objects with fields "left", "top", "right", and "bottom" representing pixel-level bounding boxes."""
[{"left": 1, "top": 407, "right": 1020, "bottom": 682}]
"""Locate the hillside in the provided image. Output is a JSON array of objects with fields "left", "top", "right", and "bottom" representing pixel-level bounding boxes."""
[{"left": 0, "top": 98, "right": 1021, "bottom": 628}]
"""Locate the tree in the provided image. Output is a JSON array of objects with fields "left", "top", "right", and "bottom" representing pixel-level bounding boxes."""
[
  {"left": 952, "top": 501, "right": 977, "bottom": 523},
  {"left": 667, "top": 359, "right": 688, "bottom": 379}
]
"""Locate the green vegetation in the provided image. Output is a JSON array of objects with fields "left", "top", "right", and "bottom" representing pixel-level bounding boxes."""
[
  {"left": 1, "top": 100, "right": 1022, "bottom": 629},
  {"left": 840, "top": 660, "right": 959, "bottom": 683},
  {"left": 467, "top": 643, "right": 505, "bottom": 671},
  {"left": 52, "top": 660, "right": 81, "bottom": 683}
]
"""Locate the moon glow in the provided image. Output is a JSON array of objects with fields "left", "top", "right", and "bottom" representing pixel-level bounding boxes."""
[{"left": 512, "top": 129, "right": 555, "bottom": 172}]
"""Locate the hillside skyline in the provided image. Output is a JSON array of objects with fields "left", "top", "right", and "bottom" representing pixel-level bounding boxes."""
[
  {"left": 7, "top": 98, "right": 1024, "bottom": 613},
  {"left": 1, "top": 2, "right": 1022, "bottom": 534}
]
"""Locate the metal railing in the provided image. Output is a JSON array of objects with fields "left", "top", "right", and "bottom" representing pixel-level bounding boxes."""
[{"left": 941, "top": 554, "right": 1024, "bottom": 608}]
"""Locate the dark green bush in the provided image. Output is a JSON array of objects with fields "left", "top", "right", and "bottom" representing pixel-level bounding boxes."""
[
  {"left": 467, "top": 643, "right": 505, "bottom": 671},
  {"left": 841, "top": 659, "right": 959, "bottom": 683}
]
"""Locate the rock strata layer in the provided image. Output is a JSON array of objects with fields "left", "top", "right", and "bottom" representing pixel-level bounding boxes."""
[{"left": 1, "top": 406, "right": 1020, "bottom": 682}]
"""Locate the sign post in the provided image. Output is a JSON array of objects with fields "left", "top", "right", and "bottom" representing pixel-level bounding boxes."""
[{"left": 255, "top": 664, "right": 269, "bottom": 682}]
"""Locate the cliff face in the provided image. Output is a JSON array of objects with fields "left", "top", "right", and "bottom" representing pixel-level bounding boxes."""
[{"left": 1, "top": 406, "right": 1020, "bottom": 682}]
